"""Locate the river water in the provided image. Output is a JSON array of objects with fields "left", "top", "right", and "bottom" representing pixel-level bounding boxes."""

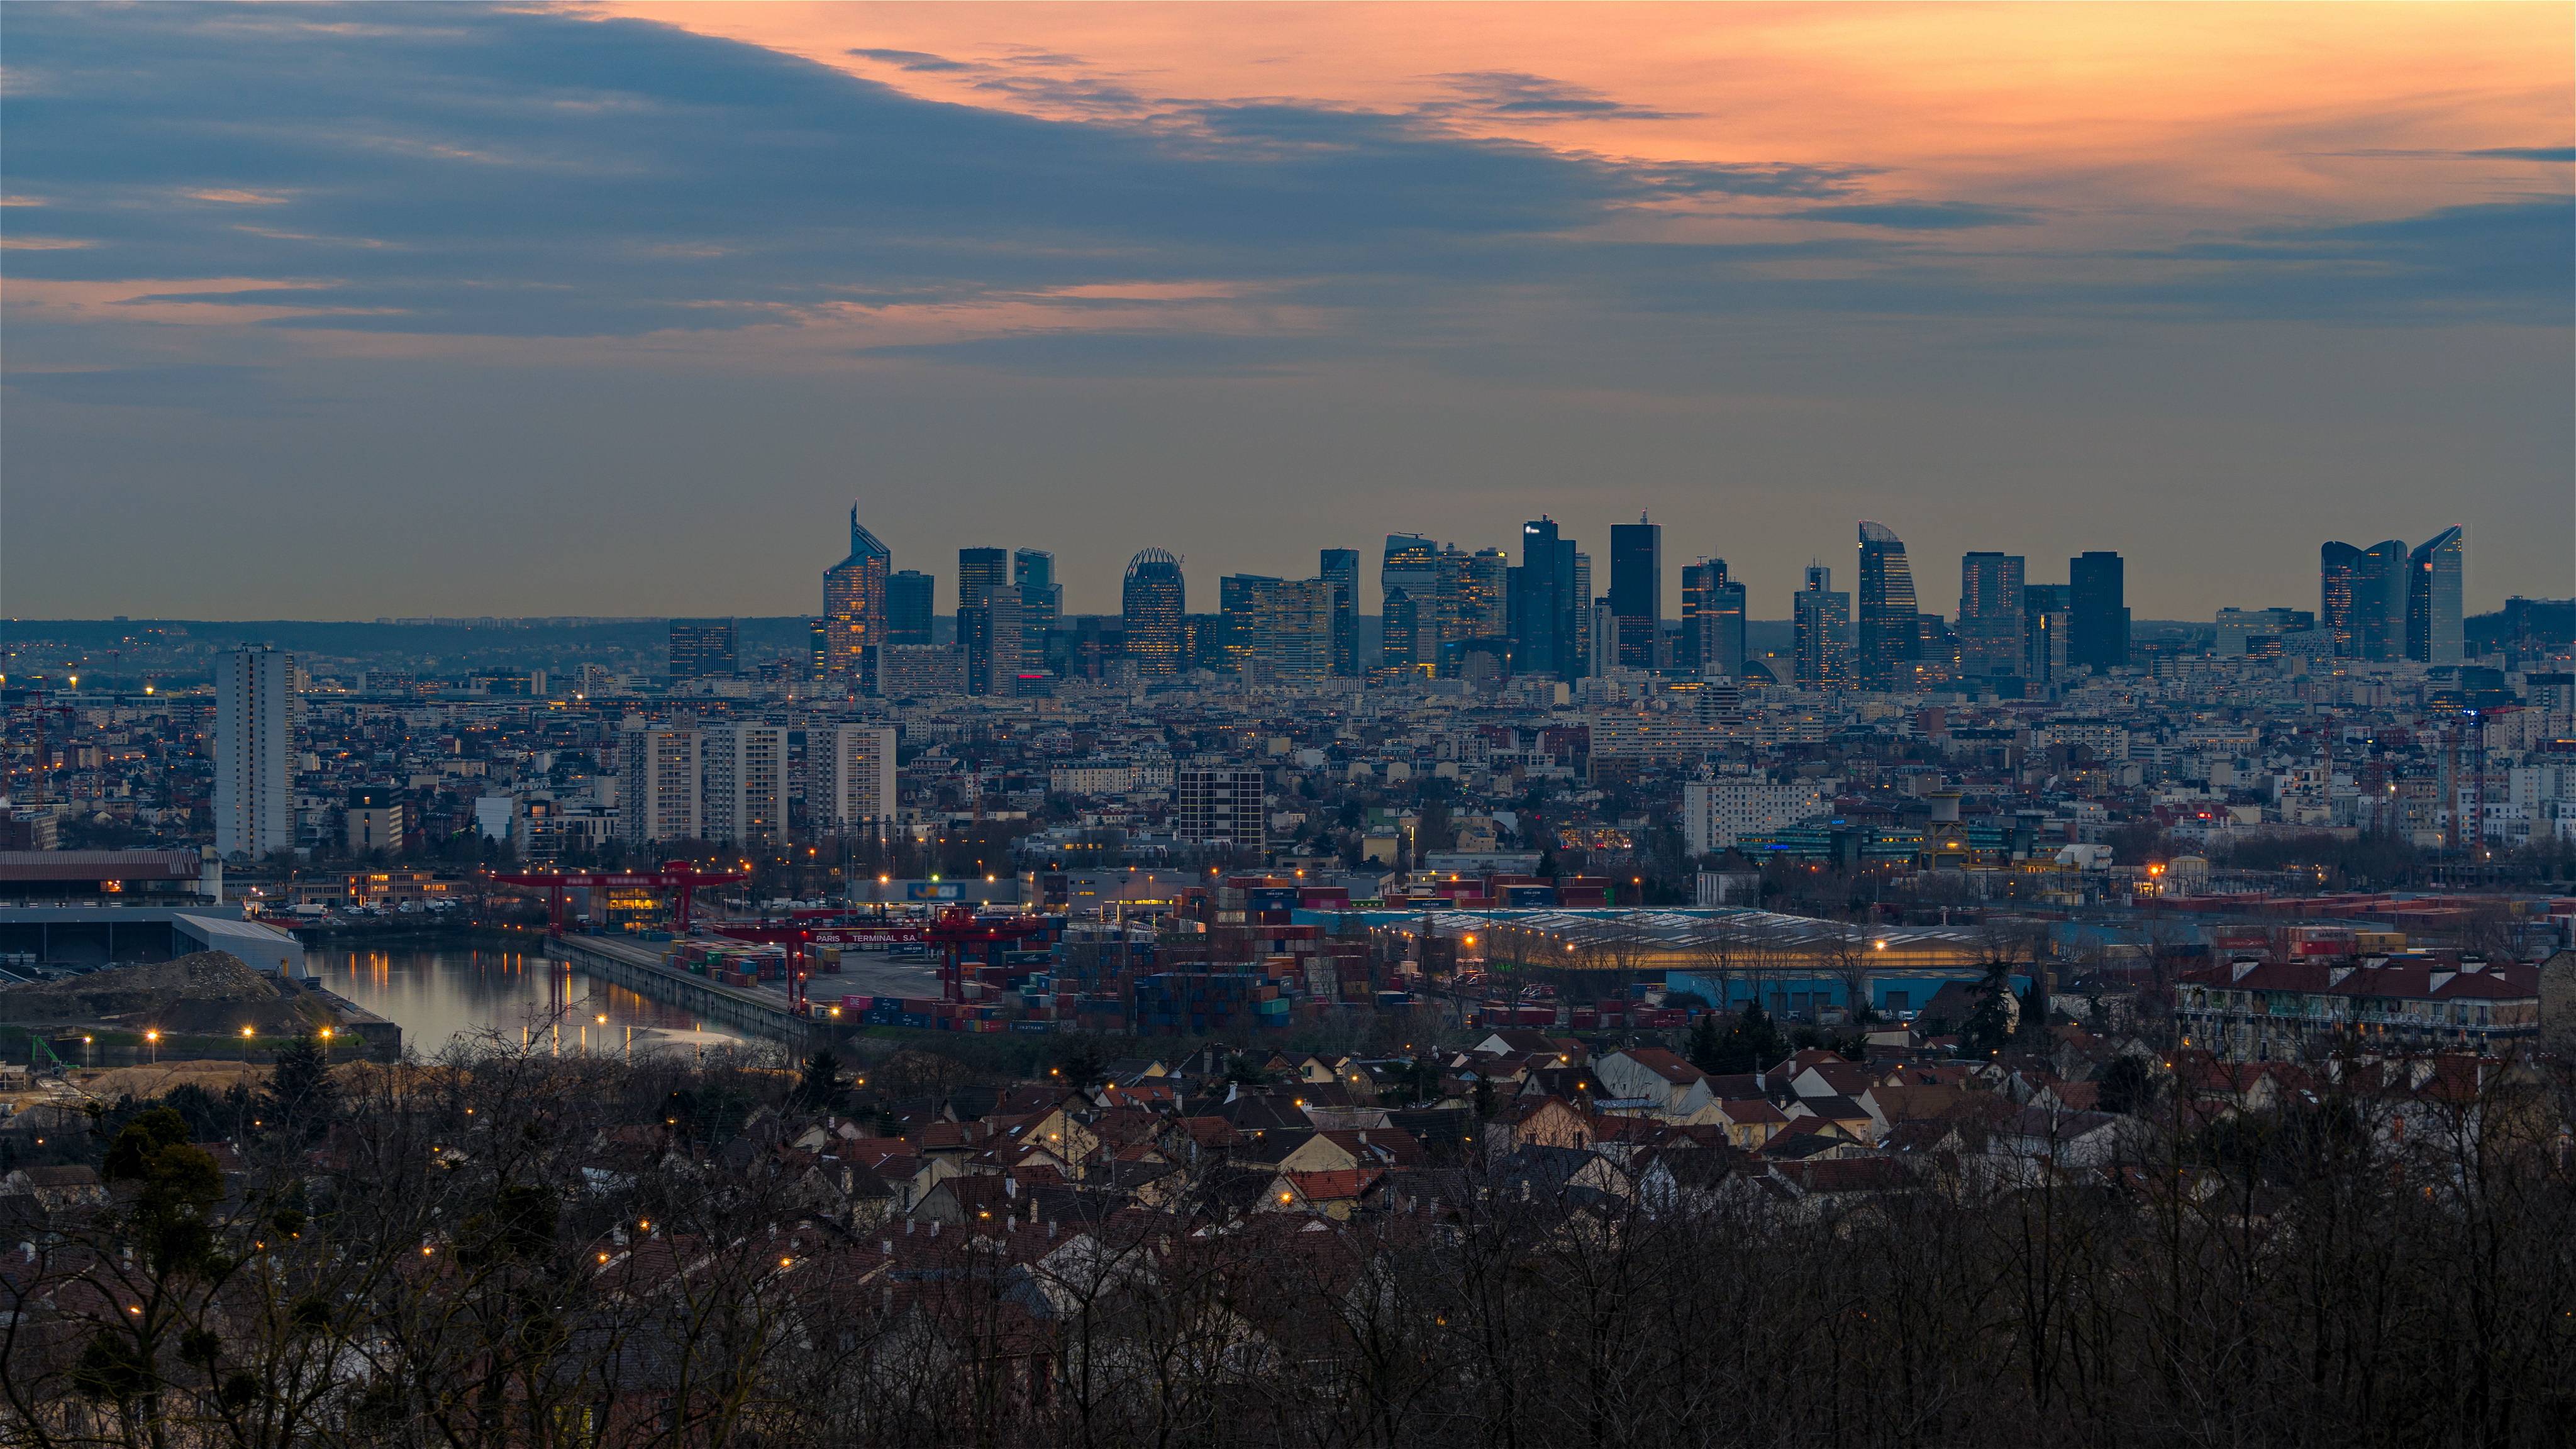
[{"left": 309, "top": 945, "right": 749, "bottom": 1058}]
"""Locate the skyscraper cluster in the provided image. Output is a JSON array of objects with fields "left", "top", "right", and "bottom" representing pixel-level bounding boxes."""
[
  {"left": 1785, "top": 526, "right": 2124, "bottom": 695},
  {"left": 2320, "top": 528, "right": 2464, "bottom": 665},
  {"left": 808, "top": 504, "right": 2469, "bottom": 699}
]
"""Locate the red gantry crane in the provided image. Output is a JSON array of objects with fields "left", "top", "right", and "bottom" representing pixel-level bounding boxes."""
[
  {"left": 925, "top": 906, "right": 1049, "bottom": 1002},
  {"left": 491, "top": 861, "right": 751, "bottom": 937}
]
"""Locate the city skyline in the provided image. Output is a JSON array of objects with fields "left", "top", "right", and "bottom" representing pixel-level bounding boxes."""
[{"left": 3, "top": 3, "right": 2569, "bottom": 621}]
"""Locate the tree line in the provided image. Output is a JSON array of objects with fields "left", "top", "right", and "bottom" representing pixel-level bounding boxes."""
[{"left": 4, "top": 1031, "right": 2571, "bottom": 1448}]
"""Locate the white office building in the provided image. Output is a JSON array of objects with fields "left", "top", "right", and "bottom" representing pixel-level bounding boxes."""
[
  {"left": 1682, "top": 772, "right": 1831, "bottom": 854},
  {"left": 701, "top": 723, "right": 790, "bottom": 845},
  {"left": 1175, "top": 765, "right": 1266, "bottom": 855},
  {"left": 214, "top": 647, "right": 296, "bottom": 859},
  {"left": 814, "top": 724, "right": 899, "bottom": 832},
  {"left": 618, "top": 727, "right": 702, "bottom": 845}
]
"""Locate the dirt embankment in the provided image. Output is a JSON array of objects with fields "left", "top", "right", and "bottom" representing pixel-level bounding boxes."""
[{"left": 0, "top": 952, "right": 316, "bottom": 1033}]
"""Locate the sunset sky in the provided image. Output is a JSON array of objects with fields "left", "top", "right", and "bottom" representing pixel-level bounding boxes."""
[{"left": 4, "top": 2, "right": 2568, "bottom": 619}]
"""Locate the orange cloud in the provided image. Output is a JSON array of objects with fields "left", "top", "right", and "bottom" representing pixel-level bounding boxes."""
[{"left": 594, "top": 0, "right": 2571, "bottom": 237}]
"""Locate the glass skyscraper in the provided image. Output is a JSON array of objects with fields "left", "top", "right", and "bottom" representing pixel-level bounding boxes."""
[
  {"left": 1120, "top": 548, "right": 1185, "bottom": 676},
  {"left": 1680, "top": 558, "right": 1745, "bottom": 678},
  {"left": 1855, "top": 521, "right": 1919, "bottom": 689},
  {"left": 2406, "top": 526, "right": 2463, "bottom": 665},
  {"left": 1513, "top": 516, "right": 1580, "bottom": 680},
  {"left": 1607, "top": 514, "right": 1662, "bottom": 670},
  {"left": 2355, "top": 540, "right": 2409, "bottom": 661},
  {"left": 886, "top": 570, "right": 935, "bottom": 647},
  {"left": 820, "top": 506, "right": 890, "bottom": 684},
  {"left": 1957, "top": 552, "right": 2026, "bottom": 683},
  {"left": 1319, "top": 547, "right": 1360, "bottom": 675},
  {"left": 1794, "top": 565, "right": 1851, "bottom": 691},
  {"left": 2068, "top": 550, "right": 2129, "bottom": 670},
  {"left": 2319, "top": 541, "right": 2362, "bottom": 657}
]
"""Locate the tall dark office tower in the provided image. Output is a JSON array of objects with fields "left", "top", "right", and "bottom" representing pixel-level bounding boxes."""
[
  {"left": 2355, "top": 540, "right": 2409, "bottom": 660},
  {"left": 2068, "top": 551, "right": 2129, "bottom": 670},
  {"left": 1710, "top": 577, "right": 1746, "bottom": 679},
  {"left": 1382, "top": 533, "right": 1442, "bottom": 664},
  {"left": 1121, "top": 548, "right": 1185, "bottom": 676},
  {"left": 1457, "top": 548, "right": 1510, "bottom": 641},
  {"left": 1608, "top": 514, "right": 1662, "bottom": 670},
  {"left": 1013, "top": 549, "right": 1061, "bottom": 628},
  {"left": 1218, "top": 574, "right": 1272, "bottom": 672},
  {"left": 886, "top": 570, "right": 935, "bottom": 647},
  {"left": 2406, "top": 526, "right": 2464, "bottom": 665},
  {"left": 1320, "top": 548, "right": 1361, "bottom": 675},
  {"left": 1513, "top": 517, "right": 1579, "bottom": 679},
  {"left": 667, "top": 618, "right": 739, "bottom": 679},
  {"left": 1382, "top": 589, "right": 1423, "bottom": 672},
  {"left": 2022, "top": 583, "right": 2070, "bottom": 685},
  {"left": 1855, "top": 521, "right": 1920, "bottom": 689},
  {"left": 1794, "top": 565, "right": 1852, "bottom": 690},
  {"left": 961, "top": 584, "right": 1023, "bottom": 696},
  {"left": 1219, "top": 575, "right": 1330, "bottom": 679},
  {"left": 1382, "top": 535, "right": 1440, "bottom": 603},
  {"left": 821, "top": 506, "right": 890, "bottom": 682},
  {"left": 1679, "top": 559, "right": 1718, "bottom": 671},
  {"left": 1013, "top": 548, "right": 1061, "bottom": 667},
  {"left": 1571, "top": 551, "right": 1593, "bottom": 676},
  {"left": 1957, "top": 552, "right": 2026, "bottom": 682},
  {"left": 957, "top": 548, "right": 1009, "bottom": 612},
  {"left": 2319, "top": 542, "right": 2362, "bottom": 657},
  {"left": 1679, "top": 559, "right": 1746, "bottom": 677}
]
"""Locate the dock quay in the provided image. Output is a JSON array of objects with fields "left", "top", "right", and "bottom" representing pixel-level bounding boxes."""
[
  {"left": 288, "top": 980, "right": 404, "bottom": 1061},
  {"left": 543, "top": 934, "right": 823, "bottom": 1050}
]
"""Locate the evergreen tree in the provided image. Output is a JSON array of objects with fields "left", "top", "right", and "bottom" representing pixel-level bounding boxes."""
[
  {"left": 1686, "top": 1011, "right": 1726, "bottom": 1075},
  {"left": 2014, "top": 980, "right": 2053, "bottom": 1048},
  {"left": 1407, "top": 1055, "right": 1443, "bottom": 1106},
  {"left": 1055, "top": 1044, "right": 1108, "bottom": 1091},
  {"left": 2096, "top": 1053, "right": 2153, "bottom": 1116},
  {"left": 264, "top": 1032, "right": 337, "bottom": 1143},
  {"left": 1704, "top": 1004, "right": 1783, "bottom": 1075},
  {"left": 790, "top": 1050, "right": 843, "bottom": 1113},
  {"left": 1961, "top": 960, "right": 2019, "bottom": 1058}
]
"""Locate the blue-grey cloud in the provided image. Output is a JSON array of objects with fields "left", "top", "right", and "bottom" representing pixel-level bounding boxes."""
[
  {"left": 1426, "top": 71, "right": 1686, "bottom": 122},
  {"left": 2142, "top": 199, "right": 2573, "bottom": 316},
  {"left": 2465, "top": 146, "right": 2575, "bottom": 163},
  {"left": 848, "top": 48, "right": 972, "bottom": 74},
  {"left": 1779, "top": 201, "right": 2041, "bottom": 230},
  {"left": 0, "top": 364, "right": 292, "bottom": 413},
  {"left": 0, "top": 3, "right": 1863, "bottom": 343}
]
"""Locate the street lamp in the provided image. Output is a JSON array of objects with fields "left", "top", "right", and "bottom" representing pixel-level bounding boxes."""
[
  {"left": 318, "top": 1026, "right": 332, "bottom": 1063},
  {"left": 145, "top": 1030, "right": 160, "bottom": 1065},
  {"left": 241, "top": 1025, "right": 256, "bottom": 1063}
]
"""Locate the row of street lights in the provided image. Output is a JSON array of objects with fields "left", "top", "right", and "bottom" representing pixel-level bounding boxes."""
[{"left": 70, "top": 1025, "right": 333, "bottom": 1070}]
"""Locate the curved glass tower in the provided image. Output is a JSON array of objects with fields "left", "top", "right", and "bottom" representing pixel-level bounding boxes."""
[
  {"left": 1121, "top": 548, "right": 1187, "bottom": 676},
  {"left": 1855, "top": 520, "right": 1919, "bottom": 689}
]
